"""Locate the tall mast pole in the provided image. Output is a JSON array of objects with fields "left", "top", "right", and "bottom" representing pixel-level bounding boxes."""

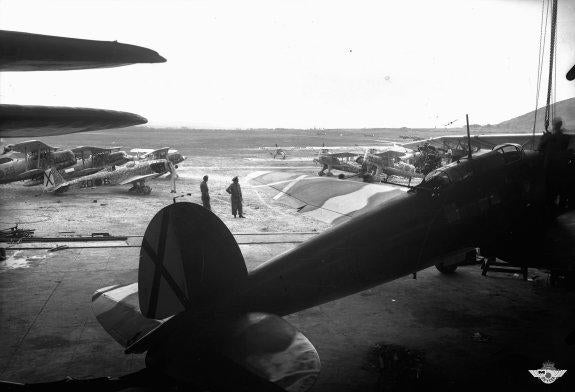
[{"left": 544, "top": 0, "right": 558, "bottom": 132}]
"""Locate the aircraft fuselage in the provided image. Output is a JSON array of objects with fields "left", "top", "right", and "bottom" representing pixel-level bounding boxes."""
[
  {"left": 0, "top": 150, "right": 75, "bottom": 184},
  {"left": 237, "top": 147, "right": 550, "bottom": 316}
]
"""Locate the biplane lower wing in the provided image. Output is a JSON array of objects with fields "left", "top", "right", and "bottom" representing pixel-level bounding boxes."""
[
  {"left": 119, "top": 173, "right": 161, "bottom": 186},
  {"left": 246, "top": 171, "right": 406, "bottom": 225}
]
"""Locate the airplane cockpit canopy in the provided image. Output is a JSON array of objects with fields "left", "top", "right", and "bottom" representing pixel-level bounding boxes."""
[
  {"left": 422, "top": 169, "right": 451, "bottom": 189},
  {"left": 419, "top": 143, "right": 524, "bottom": 191},
  {"left": 492, "top": 143, "right": 523, "bottom": 164},
  {"left": 420, "top": 160, "right": 474, "bottom": 189}
]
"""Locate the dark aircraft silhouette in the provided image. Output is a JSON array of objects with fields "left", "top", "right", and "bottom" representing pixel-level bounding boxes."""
[
  {"left": 0, "top": 30, "right": 165, "bottom": 138},
  {"left": 13, "top": 142, "right": 562, "bottom": 391},
  {"left": 0, "top": 30, "right": 166, "bottom": 71}
]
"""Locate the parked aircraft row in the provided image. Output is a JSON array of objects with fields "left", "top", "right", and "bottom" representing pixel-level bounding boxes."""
[
  {"left": 0, "top": 140, "right": 186, "bottom": 193},
  {"left": 313, "top": 133, "right": 552, "bottom": 184}
]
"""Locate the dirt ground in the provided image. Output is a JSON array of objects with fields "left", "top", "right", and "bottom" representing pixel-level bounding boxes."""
[{"left": 1, "top": 130, "right": 574, "bottom": 390}]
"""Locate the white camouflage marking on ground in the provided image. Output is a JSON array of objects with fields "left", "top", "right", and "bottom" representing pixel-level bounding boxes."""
[
  {"left": 304, "top": 184, "right": 406, "bottom": 224},
  {"left": 0, "top": 250, "right": 54, "bottom": 272}
]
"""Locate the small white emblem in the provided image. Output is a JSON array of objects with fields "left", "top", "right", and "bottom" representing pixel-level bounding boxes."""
[{"left": 529, "top": 361, "right": 567, "bottom": 384}]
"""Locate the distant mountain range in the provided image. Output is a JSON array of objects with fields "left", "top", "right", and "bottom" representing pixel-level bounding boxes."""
[{"left": 493, "top": 97, "right": 575, "bottom": 132}]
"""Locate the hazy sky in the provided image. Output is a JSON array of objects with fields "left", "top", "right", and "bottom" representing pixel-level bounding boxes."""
[{"left": 1, "top": 0, "right": 574, "bottom": 129}]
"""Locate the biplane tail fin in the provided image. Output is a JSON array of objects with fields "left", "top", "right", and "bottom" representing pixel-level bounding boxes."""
[
  {"left": 43, "top": 167, "right": 65, "bottom": 189},
  {"left": 138, "top": 202, "right": 248, "bottom": 320}
]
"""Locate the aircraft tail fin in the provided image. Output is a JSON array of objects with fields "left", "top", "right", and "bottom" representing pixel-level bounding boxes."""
[
  {"left": 93, "top": 202, "right": 321, "bottom": 390},
  {"left": 43, "top": 167, "right": 65, "bottom": 189},
  {"left": 138, "top": 202, "right": 248, "bottom": 319}
]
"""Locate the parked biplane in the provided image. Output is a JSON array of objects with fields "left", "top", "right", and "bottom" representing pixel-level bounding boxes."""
[
  {"left": 43, "top": 157, "right": 177, "bottom": 195},
  {"left": 0, "top": 140, "right": 76, "bottom": 185},
  {"left": 314, "top": 145, "right": 418, "bottom": 182},
  {"left": 314, "top": 149, "right": 363, "bottom": 177},
  {"left": 59, "top": 146, "right": 135, "bottom": 181},
  {"left": 130, "top": 147, "right": 186, "bottom": 167}
]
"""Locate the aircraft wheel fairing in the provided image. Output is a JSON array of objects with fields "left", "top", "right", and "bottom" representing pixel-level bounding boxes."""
[
  {"left": 144, "top": 312, "right": 321, "bottom": 392},
  {"left": 435, "top": 263, "right": 458, "bottom": 274}
]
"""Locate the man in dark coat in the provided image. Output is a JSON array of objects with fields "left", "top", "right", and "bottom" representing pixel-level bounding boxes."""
[
  {"left": 200, "top": 175, "right": 211, "bottom": 210},
  {"left": 226, "top": 176, "right": 244, "bottom": 218},
  {"left": 538, "top": 117, "right": 572, "bottom": 211},
  {"left": 538, "top": 117, "right": 570, "bottom": 159}
]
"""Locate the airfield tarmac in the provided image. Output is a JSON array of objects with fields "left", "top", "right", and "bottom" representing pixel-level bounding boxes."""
[{"left": 1, "top": 128, "right": 575, "bottom": 390}]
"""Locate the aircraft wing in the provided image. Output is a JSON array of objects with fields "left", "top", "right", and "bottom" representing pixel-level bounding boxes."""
[
  {"left": 92, "top": 283, "right": 169, "bottom": 348},
  {"left": 130, "top": 147, "right": 177, "bottom": 159},
  {"left": 119, "top": 173, "right": 161, "bottom": 185},
  {"left": 4, "top": 139, "right": 56, "bottom": 153},
  {"left": 72, "top": 146, "right": 117, "bottom": 157},
  {"left": 0, "top": 104, "right": 147, "bottom": 138},
  {"left": 373, "top": 150, "right": 406, "bottom": 158},
  {"left": 246, "top": 171, "right": 406, "bottom": 225},
  {"left": 92, "top": 284, "right": 320, "bottom": 391},
  {"left": 401, "top": 133, "right": 543, "bottom": 151},
  {"left": 327, "top": 152, "right": 360, "bottom": 158},
  {"left": 0, "top": 30, "right": 166, "bottom": 71}
]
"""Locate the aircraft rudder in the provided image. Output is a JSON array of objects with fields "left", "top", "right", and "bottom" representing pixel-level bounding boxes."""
[{"left": 138, "top": 202, "right": 248, "bottom": 319}]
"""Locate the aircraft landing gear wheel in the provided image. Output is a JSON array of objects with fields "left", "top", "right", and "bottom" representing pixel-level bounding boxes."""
[
  {"left": 318, "top": 171, "right": 325, "bottom": 177},
  {"left": 338, "top": 174, "right": 345, "bottom": 179},
  {"left": 129, "top": 184, "right": 151, "bottom": 195},
  {"left": 435, "top": 263, "right": 458, "bottom": 274}
]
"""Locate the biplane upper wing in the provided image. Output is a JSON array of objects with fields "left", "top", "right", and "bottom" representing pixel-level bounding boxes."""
[
  {"left": 4, "top": 139, "right": 56, "bottom": 153},
  {"left": 0, "top": 30, "right": 166, "bottom": 71},
  {"left": 401, "top": 133, "right": 543, "bottom": 151},
  {"left": 144, "top": 147, "right": 173, "bottom": 159},
  {"left": 373, "top": 150, "right": 406, "bottom": 158},
  {"left": 130, "top": 148, "right": 177, "bottom": 159},
  {"left": 246, "top": 171, "right": 406, "bottom": 225},
  {"left": 0, "top": 104, "right": 148, "bottom": 138},
  {"left": 72, "top": 146, "right": 120, "bottom": 157},
  {"left": 119, "top": 173, "right": 161, "bottom": 186},
  {"left": 326, "top": 152, "right": 360, "bottom": 158}
]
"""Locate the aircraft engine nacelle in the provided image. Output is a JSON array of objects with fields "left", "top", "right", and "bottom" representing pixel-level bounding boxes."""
[
  {"left": 109, "top": 151, "right": 132, "bottom": 166},
  {"left": 50, "top": 150, "right": 76, "bottom": 169},
  {"left": 150, "top": 161, "right": 169, "bottom": 174}
]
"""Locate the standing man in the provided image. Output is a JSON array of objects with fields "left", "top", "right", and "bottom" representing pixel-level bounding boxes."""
[
  {"left": 169, "top": 162, "right": 179, "bottom": 194},
  {"left": 538, "top": 116, "right": 571, "bottom": 211},
  {"left": 226, "top": 176, "right": 245, "bottom": 218},
  {"left": 200, "top": 175, "right": 211, "bottom": 210}
]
